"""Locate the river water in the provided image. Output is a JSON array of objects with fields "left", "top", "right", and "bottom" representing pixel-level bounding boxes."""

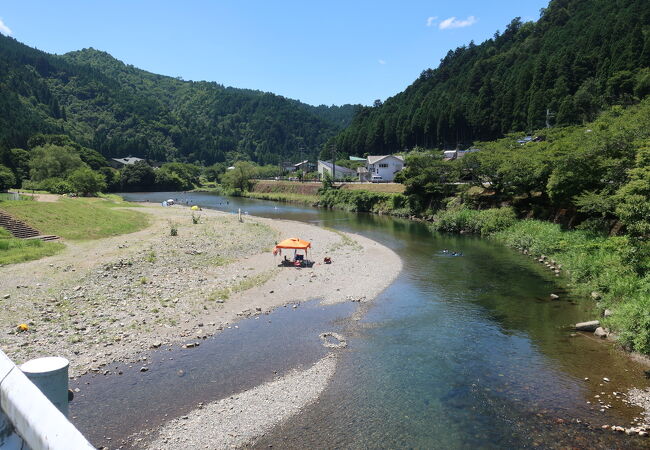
[{"left": 71, "top": 192, "right": 650, "bottom": 448}]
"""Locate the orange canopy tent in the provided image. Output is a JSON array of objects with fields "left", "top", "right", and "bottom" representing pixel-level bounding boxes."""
[
  {"left": 274, "top": 237, "right": 311, "bottom": 251},
  {"left": 274, "top": 237, "right": 312, "bottom": 265}
]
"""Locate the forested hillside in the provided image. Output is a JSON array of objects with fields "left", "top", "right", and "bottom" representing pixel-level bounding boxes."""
[
  {"left": 0, "top": 35, "right": 357, "bottom": 165},
  {"left": 331, "top": 0, "right": 650, "bottom": 156}
]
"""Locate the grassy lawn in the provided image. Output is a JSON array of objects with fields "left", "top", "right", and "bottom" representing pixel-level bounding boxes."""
[
  {"left": 0, "top": 228, "right": 65, "bottom": 265},
  {"left": 0, "top": 197, "right": 149, "bottom": 240},
  {"left": 340, "top": 183, "right": 405, "bottom": 194}
]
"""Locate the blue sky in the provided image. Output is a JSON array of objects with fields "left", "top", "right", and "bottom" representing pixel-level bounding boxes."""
[{"left": 0, "top": 0, "right": 549, "bottom": 106}]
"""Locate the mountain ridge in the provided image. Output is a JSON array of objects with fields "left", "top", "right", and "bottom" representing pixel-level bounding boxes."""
[
  {"left": 0, "top": 36, "right": 358, "bottom": 165},
  {"left": 328, "top": 0, "right": 650, "bottom": 157}
]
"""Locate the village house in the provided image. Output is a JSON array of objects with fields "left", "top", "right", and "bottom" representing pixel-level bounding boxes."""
[
  {"left": 109, "top": 156, "right": 145, "bottom": 169},
  {"left": 363, "top": 155, "right": 404, "bottom": 182},
  {"left": 317, "top": 160, "right": 356, "bottom": 180},
  {"left": 280, "top": 161, "right": 296, "bottom": 172},
  {"left": 442, "top": 148, "right": 480, "bottom": 161},
  {"left": 109, "top": 156, "right": 163, "bottom": 169},
  {"left": 294, "top": 160, "right": 316, "bottom": 173}
]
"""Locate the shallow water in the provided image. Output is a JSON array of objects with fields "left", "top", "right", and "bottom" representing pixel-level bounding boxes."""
[
  {"left": 70, "top": 300, "right": 355, "bottom": 445},
  {"left": 74, "top": 191, "right": 650, "bottom": 448}
]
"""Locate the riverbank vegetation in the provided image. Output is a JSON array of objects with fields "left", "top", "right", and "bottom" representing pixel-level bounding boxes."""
[{"left": 0, "top": 197, "right": 148, "bottom": 240}]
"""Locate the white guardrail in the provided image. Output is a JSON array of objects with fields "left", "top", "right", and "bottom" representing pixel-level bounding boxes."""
[{"left": 0, "top": 350, "right": 93, "bottom": 450}]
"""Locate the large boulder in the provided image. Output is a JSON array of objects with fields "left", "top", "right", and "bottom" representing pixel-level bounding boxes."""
[{"left": 575, "top": 320, "right": 600, "bottom": 332}]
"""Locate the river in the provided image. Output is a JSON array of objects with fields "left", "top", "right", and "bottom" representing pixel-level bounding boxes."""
[{"left": 71, "top": 192, "right": 650, "bottom": 448}]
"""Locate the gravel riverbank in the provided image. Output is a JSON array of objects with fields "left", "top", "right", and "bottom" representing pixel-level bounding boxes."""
[
  {"left": 143, "top": 354, "right": 338, "bottom": 449},
  {"left": 0, "top": 204, "right": 401, "bottom": 377}
]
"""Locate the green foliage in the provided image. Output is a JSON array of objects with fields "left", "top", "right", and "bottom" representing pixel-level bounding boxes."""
[
  {"left": 29, "top": 144, "right": 85, "bottom": 182},
  {"left": 320, "top": 172, "right": 334, "bottom": 191},
  {"left": 34, "top": 177, "right": 73, "bottom": 194},
  {"left": 318, "top": 188, "right": 408, "bottom": 214},
  {"left": 169, "top": 221, "right": 178, "bottom": 236},
  {"left": 0, "top": 235, "right": 64, "bottom": 265},
  {"left": 432, "top": 207, "right": 517, "bottom": 235},
  {"left": 7, "top": 148, "right": 30, "bottom": 184},
  {"left": 221, "top": 161, "right": 257, "bottom": 192},
  {"left": 0, "top": 197, "right": 149, "bottom": 240},
  {"left": 99, "top": 166, "right": 121, "bottom": 191},
  {"left": 67, "top": 166, "right": 107, "bottom": 195},
  {"left": 397, "top": 151, "right": 459, "bottom": 214},
  {"left": 203, "top": 163, "right": 226, "bottom": 183},
  {"left": 333, "top": 0, "right": 650, "bottom": 155},
  {"left": 28, "top": 134, "right": 108, "bottom": 170},
  {"left": 0, "top": 35, "right": 355, "bottom": 166},
  {"left": 0, "top": 165, "right": 16, "bottom": 191},
  {"left": 403, "top": 99, "right": 650, "bottom": 231},
  {"left": 614, "top": 291, "right": 650, "bottom": 354},
  {"left": 614, "top": 146, "right": 650, "bottom": 238},
  {"left": 120, "top": 161, "right": 156, "bottom": 191}
]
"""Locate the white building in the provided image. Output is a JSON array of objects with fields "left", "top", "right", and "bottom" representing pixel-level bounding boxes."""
[
  {"left": 317, "top": 160, "right": 356, "bottom": 180},
  {"left": 366, "top": 155, "right": 404, "bottom": 182},
  {"left": 442, "top": 148, "right": 480, "bottom": 161}
]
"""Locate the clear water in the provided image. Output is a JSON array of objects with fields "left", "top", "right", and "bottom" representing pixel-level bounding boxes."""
[{"left": 78, "top": 192, "right": 649, "bottom": 448}]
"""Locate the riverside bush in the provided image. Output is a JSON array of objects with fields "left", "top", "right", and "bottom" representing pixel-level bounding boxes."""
[
  {"left": 318, "top": 189, "right": 409, "bottom": 215},
  {"left": 613, "top": 288, "right": 650, "bottom": 354},
  {"left": 432, "top": 206, "right": 516, "bottom": 235}
]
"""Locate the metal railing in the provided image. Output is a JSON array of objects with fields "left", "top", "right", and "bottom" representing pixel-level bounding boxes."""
[{"left": 0, "top": 351, "right": 93, "bottom": 450}]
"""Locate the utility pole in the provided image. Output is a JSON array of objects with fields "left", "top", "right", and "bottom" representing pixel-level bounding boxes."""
[
  {"left": 546, "top": 108, "right": 555, "bottom": 129},
  {"left": 299, "top": 144, "right": 304, "bottom": 182},
  {"left": 331, "top": 144, "right": 336, "bottom": 182}
]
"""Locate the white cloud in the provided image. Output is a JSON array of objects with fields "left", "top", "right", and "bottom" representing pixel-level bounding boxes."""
[
  {"left": 0, "top": 18, "right": 12, "bottom": 36},
  {"left": 378, "top": 59, "right": 386, "bottom": 65},
  {"left": 426, "top": 16, "right": 438, "bottom": 27},
  {"left": 439, "top": 16, "right": 477, "bottom": 30}
]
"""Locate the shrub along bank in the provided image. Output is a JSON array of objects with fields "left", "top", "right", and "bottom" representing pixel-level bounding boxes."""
[
  {"left": 317, "top": 188, "right": 410, "bottom": 215},
  {"left": 432, "top": 206, "right": 650, "bottom": 354},
  {"left": 243, "top": 181, "right": 411, "bottom": 214}
]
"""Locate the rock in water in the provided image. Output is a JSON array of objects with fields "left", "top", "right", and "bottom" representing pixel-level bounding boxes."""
[
  {"left": 594, "top": 327, "right": 608, "bottom": 338},
  {"left": 550, "top": 293, "right": 560, "bottom": 300},
  {"left": 575, "top": 320, "right": 600, "bottom": 332}
]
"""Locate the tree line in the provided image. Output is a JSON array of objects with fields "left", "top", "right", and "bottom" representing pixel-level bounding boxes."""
[{"left": 394, "top": 98, "right": 650, "bottom": 242}]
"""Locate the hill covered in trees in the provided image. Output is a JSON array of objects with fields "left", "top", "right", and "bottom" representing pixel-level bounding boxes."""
[
  {"left": 330, "top": 0, "right": 650, "bottom": 156},
  {"left": 0, "top": 35, "right": 358, "bottom": 165}
]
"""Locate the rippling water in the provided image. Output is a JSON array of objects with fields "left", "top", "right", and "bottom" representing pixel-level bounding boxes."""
[{"left": 72, "top": 191, "right": 650, "bottom": 448}]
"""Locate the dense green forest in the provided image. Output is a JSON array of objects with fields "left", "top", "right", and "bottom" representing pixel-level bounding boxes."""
[
  {"left": 0, "top": 35, "right": 357, "bottom": 165},
  {"left": 329, "top": 0, "right": 650, "bottom": 156}
]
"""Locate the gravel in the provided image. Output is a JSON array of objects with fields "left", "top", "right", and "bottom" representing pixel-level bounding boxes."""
[
  {"left": 145, "top": 354, "right": 338, "bottom": 449},
  {"left": 0, "top": 205, "right": 402, "bottom": 380}
]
